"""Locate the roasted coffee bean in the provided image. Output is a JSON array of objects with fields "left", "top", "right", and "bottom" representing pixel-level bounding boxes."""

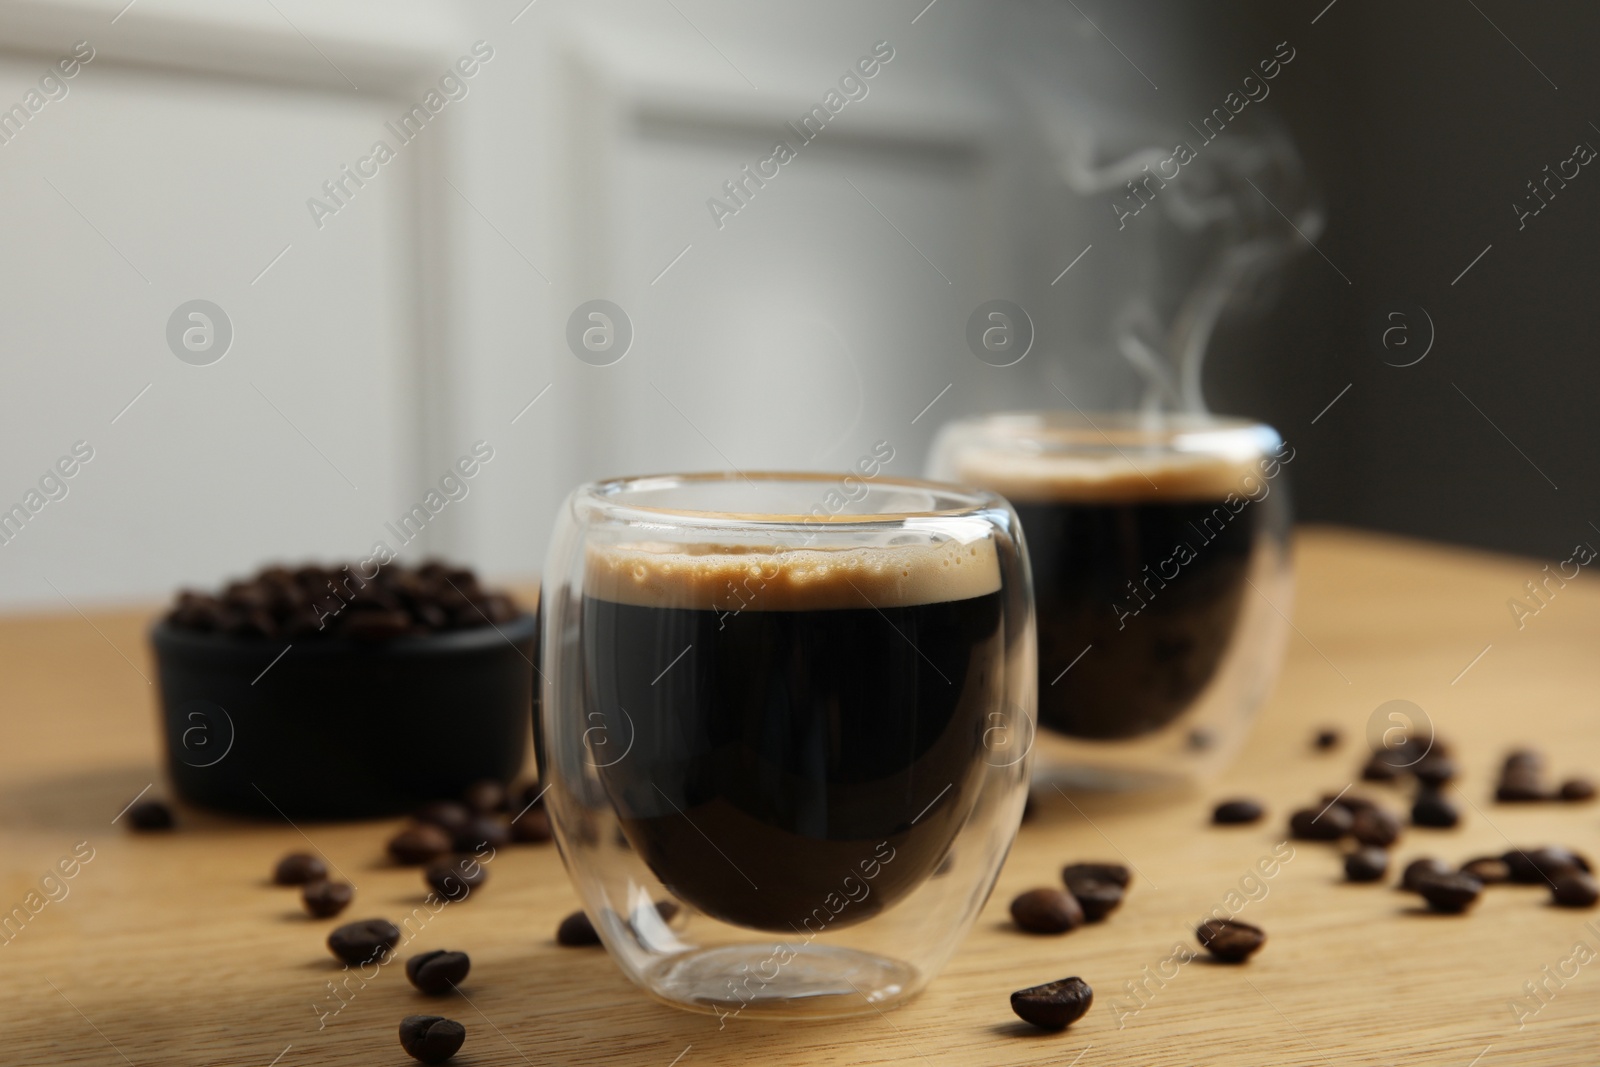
[
  {"left": 1414, "top": 872, "right": 1482, "bottom": 914},
  {"left": 452, "top": 816, "right": 509, "bottom": 853},
  {"left": 1350, "top": 807, "right": 1402, "bottom": 848},
  {"left": 1559, "top": 777, "right": 1596, "bottom": 802},
  {"left": 1327, "top": 792, "right": 1379, "bottom": 815},
  {"left": 1411, "top": 791, "right": 1460, "bottom": 828},
  {"left": 1061, "top": 862, "right": 1131, "bottom": 892},
  {"left": 1009, "top": 888, "right": 1085, "bottom": 934},
  {"left": 1010, "top": 976, "right": 1093, "bottom": 1030},
  {"left": 343, "top": 609, "right": 414, "bottom": 640},
  {"left": 1068, "top": 880, "right": 1124, "bottom": 923},
  {"left": 1400, "top": 857, "right": 1453, "bottom": 892},
  {"left": 414, "top": 801, "right": 471, "bottom": 834},
  {"left": 406, "top": 950, "right": 471, "bottom": 995},
  {"left": 1414, "top": 757, "right": 1457, "bottom": 788},
  {"left": 1314, "top": 727, "right": 1342, "bottom": 750},
  {"left": 273, "top": 852, "right": 326, "bottom": 885},
  {"left": 328, "top": 918, "right": 401, "bottom": 965},
  {"left": 1361, "top": 756, "right": 1402, "bottom": 782},
  {"left": 509, "top": 807, "right": 552, "bottom": 844},
  {"left": 398, "top": 1015, "right": 466, "bottom": 1065},
  {"left": 389, "top": 824, "right": 454, "bottom": 866},
  {"left": 426, "top": 857, "right": 487, "bottom": 901},
  {"left": 462, "top": 779, "right": 507, "bottom": 814},
  {"left": 1503, "top": 748, "right": 1544, "bottom": 775},
  {"left": 1196, "top": 918, "right": 1266, "bottom": 962},
  {"left": 126, "top": 799, "right": 175, "bottom": 831},
  {"left": 1212, "top": 798, "right": 1265, "bottom": 825},
  {"left": 1551, "top": 871, "right": 1600, "bottom": 908},
  {"left": 1503, "top": 846, "right": 1591, "bottom": 883},
  {"left": 1289, "top": 805, "right": 1352, "bottom": 841},
  {"left": 1461, "top": 857, "right": 1511, "bottom": 885},
  {"left": 557, "top": 909, "right": 600, "bottom": 946},
  {"left": 1496, "top": 776, "right": 1548, "bottom": 802},
  {"left": 303, "top": 880, "right": 354, "bottom": 919},
  {"left": 1345, "top": 847, "right": 1390, "bottom": 883}
]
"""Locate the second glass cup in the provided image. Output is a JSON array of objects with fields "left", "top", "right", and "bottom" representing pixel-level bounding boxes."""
[{"left": 538, "top": 472, "right": 1034, "bottom": 1019}]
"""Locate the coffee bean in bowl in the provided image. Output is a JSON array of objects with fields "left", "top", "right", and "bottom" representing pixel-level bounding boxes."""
[
  {"left": 1010, "top": 977, "right": 1093, "bottom": 1030},
  {"left": 151, "top": 560, "right": 536, "bottom": 820}
]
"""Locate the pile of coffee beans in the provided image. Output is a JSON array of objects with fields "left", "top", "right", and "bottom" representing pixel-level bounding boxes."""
[
  {"left": 1495, "top": 749, "right": 1595, "bottom": 804},
  {"left": 163, "top": 560, "right": 521, "bottom": 640}
]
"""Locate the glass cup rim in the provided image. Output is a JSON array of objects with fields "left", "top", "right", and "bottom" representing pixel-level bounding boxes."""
[
  {"left": 573, "top": 470, "right": 1006, "bottom": 528},
  {"left": 938, "top": 410, "right": 1279, "bottom": 454}
]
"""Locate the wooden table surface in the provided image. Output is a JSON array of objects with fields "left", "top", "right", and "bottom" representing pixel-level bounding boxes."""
[{"left": 4, "top": 525, "right": 1598, "bottom": 1066}]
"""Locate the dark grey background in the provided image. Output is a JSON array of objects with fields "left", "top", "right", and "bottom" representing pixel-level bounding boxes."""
[{"left": 1185, "top": 0, "right": 1599, "bottom": 559}]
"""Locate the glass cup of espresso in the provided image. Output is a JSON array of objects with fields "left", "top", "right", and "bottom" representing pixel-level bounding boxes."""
[
  {"left": 537, "top": 472, "right": 1034, "bottom": 1019},
  {"left": 928, "top": 412, "right": 1292, "bottom": 791}
]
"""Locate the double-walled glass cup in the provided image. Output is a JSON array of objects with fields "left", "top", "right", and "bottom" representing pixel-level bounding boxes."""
[
  {"left": 929, "top": 412, "right": 1292, "bottom": 791},
  {"left": 538, "top": 472, "right": 1034, "bottom": 1019}
]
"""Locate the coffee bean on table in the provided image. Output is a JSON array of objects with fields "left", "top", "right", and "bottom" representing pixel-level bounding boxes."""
[
  {"left": 407, "top": 950, "right": 472, "bottom": 995},
  {"left": 389, "top": 824, "right": 453, "bottom": 866},
  {"left": 462, "top": 779, "right": 507, "bottom": 814},
  {"left": 1010, "top": 888, "right": 1084, "bottom": 934},
  {"left": 1503, "top": 846, "right": 1591, "bottom": 883},
  {"left": 328, "top": 918, "right": 401, "bottom": 965},
  {"left": 399, "top": 1015, "right": 466, "bottom": 1065},
  {"left": 1414, "top": 757, "right": 1457, "bottom": 788},
  {"left": 1461, "top": 857, "right": 1511, "bottom": 885},
  {"left": 1551, "top": 871, "right": 1600, "bottom": 908},
  {"left": 273, "top": 852, "right": 327, "bottom": 885},
  {"left": 557, "top": 909, "right": 600, "bottom": 946},
  {"left": 1290, "top": 805, "right": 1352, "bottom": 841},
  {"left": 414, "top": 801, "right": 472, "bottom": 834},
  {"left": 1196, "top": 918, "right": 1266, "bottom": 962},
  {"left": 426, "top": 857, "right": 487, "bottom": 901},
  {"left": 126, "top": 799, "right": 175, "bottom": 831},
  {"left": 1414, "top": 872, "right": 1482, "bottom": 914},
  {"left": 1411, "top": 790, "right": 1460, "bottom": 828},
  {"left": 1328, "top": 792, "right": 1379, "bottom": 815},
  {"left": 1314, "top": 727, "right": 1341, "bottom": 750},
  {"left": 1212, "top": 798, "right": 1265, "bottom": 825},
  {"left": 1069, "top": 881, "right": 1124, "bottom": 923},
  {"left": 509, "top": 807, "right": 552, "bottom": 844},
  {"left": 303, "top": 880, "right": 354, "bottom": 919},
  {"left": 1345, "top": 847, "right": 1390, "bottom": 883},
  {"left": 1400, "top": 857, "right": 1453, "bottom": 892},
  {"left": 1351, "top": 807, "right": 1402, "bottom": 848},
  {"left": 1496, "top": 777, "right": 1548, "bottom": 802},
  {"left": 1362, "top": 756, "right": 1402, "bottom": 782},
  {"left": 1559, "top": 777, "right": 1596, "bottom": 802},
  {"left": 1010, "top": 977, "right": 1093, "bottom": 1030},
  {"left": 452, "top": 816, "right": 509, "bottom": 853},
  {"left": 1061, "top": 863, "right": 1131, "bottom": 891}
]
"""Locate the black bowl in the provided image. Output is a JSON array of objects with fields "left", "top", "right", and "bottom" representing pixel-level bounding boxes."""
[{"left": 150, "top": 614, "right": 537, "bottom": 820}]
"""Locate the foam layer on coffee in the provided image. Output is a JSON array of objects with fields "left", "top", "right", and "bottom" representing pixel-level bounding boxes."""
[
  {"left": 586, "top": 537, "right": 1001, "bottom": 611},
  {"left": 956, "top": 448, "right": 1264, "bottom": 503}
]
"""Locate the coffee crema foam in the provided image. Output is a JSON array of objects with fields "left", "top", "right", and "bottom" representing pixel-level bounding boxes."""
[
  {"left": 956, "top": 448, "right": 1262, "bottom": 503},
  {"left": 585, "top": 538, "right": 1000, "bottom": 611}
]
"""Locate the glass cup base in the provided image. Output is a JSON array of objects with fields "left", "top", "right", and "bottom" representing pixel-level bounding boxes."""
[{"left": 644, "top": 944, "right": 921, "bottom": 1019}]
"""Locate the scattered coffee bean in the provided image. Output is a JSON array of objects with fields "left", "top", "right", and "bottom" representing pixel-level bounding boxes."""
[
  {"left": 1327, "top": 792, "right": 1379, "bottom": 815},
  {"left": 1414, "top": 756, "right": 1457, "bottom": 788},
  {"left": 1068, "top": 880, "right": 1124, "bottom": 923},
  {"left": 1400, "top": 857, "right": 1453, "bottom": 892},
  {"left": 389, "top": 824, "right": 453, "bottom": 866},
  {"left": 509, "top": 807, "right": 552, "bottom": 844},
  {"left": 1061, "top": 862, "right": 1131, "bottom": 892},
  {"left": 1503, "top": 846, "right": 1591, "bottom": 883},
  {"left": 1212, "top": 798, "right": 1265, "bottom": 825},
  {"left": 126, "top": 799, "right": 175, "bottom": 831},
  {"left": 462, "top": 779, "right": 507, "bottom": 814},
  {"left": 1496, "top": 778, "right": 1548, "bottom": 802},
  {"left": 557, "top": 909, "right": 600, "bottom": 946},
  {"left": 452, "top": 815, "right": 509, "bottom": 853},
  {"left": 1010, "top": 888, "right": 1085, "bottom": 934},
  {"left": 1460, "top": 857, "right": 1511, "bottom": 885},
  {"left": 1196, "top": 918, "right": 1266, "bottom": 962},
  {"left": 407, "top": 950, "right": 471, "bottom": 995},
  {"left": 1559, "top": 777, "right": 1596, "bottom": 802},
  {"left": 1344, "top": 847, "right": 1390, "bottom": 883},
  {"left": 398, "top": 1015, "right": 466, "bottom": 1065},
  {"left": 1411, "top": 790, "right": 1460, "bottom": 828},
  {"left": 1361, "top": 756, "right": 1402, "bottom": 782},
  {"left": 414, "top": 801, "right": 472, "bottom": 834},
  {"left": 328, "top": 918, "right": 401, "bottom": 965},
  {"left": 1009, "top": 976, "right": 1093, "bottom": 1030},
  {"left": 1289, "top": 805, "right": 1352, "bottom": 841},
  {"left": 1314, "top": 727, "right": 1341, "bottom": 750},
  {"left": 1503, "top": 748, "right": 1544, "bottom": 775},
  {"left": 1414, "top": 871, "right": 1482, "bottom": 914},
  {"left": 1351, "top": 807, "right": 1402, "bottom": 848},
  {"left": 426, "top": 857, "right": 487, "bottom": 901},
  {"left": 273, "top": 852, "right": 327, "bottom": 885},
  {"left": 1551, "top": 871, "right": 1600, "bottom": 908},
  {"left": 303, "top": 880, "right": 354, "bottom": 919}
]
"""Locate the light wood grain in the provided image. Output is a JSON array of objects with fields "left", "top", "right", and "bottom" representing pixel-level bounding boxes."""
[{"left": 3, "top": 526, "right": 1598, "bottom": 1066}]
